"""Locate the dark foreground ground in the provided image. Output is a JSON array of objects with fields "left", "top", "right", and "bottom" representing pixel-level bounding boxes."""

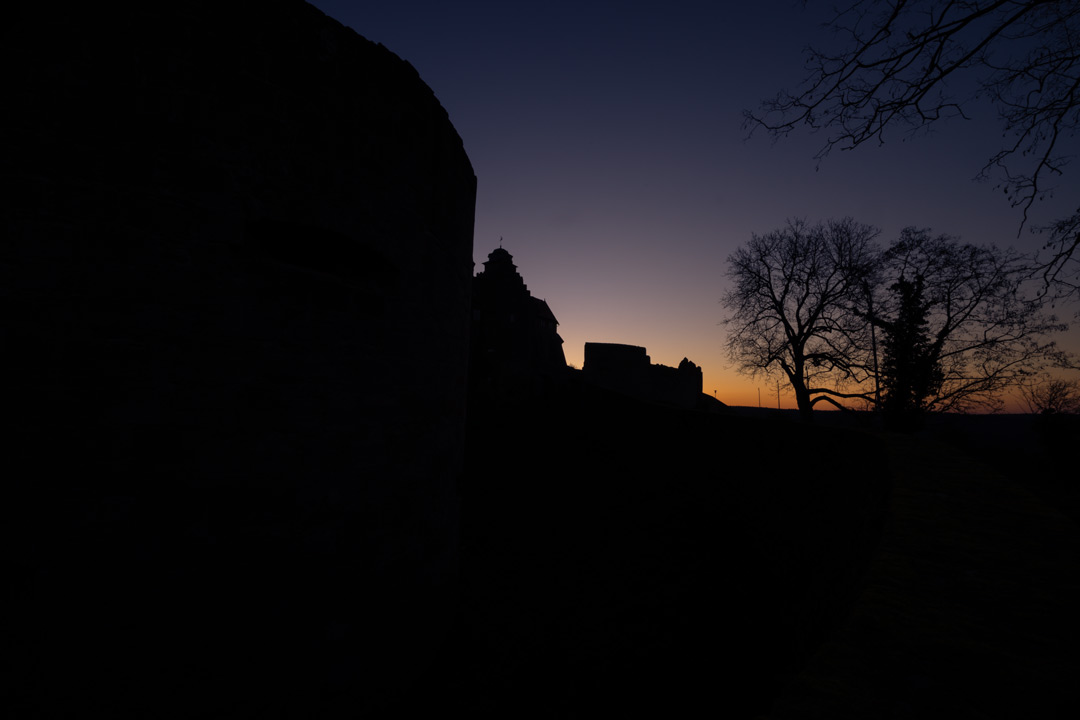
[
  {"left": 769, "top": 424, "right": 1080, "bottom": 718},
  {"left": 7, "top": 387, "right": 1075, "bottom": 717},
  {"left": 396, "top": 394, "right": 1079, "bottom": 718},
  {"left": 393, "top": 385, "right": 894, "bottom": 717}
]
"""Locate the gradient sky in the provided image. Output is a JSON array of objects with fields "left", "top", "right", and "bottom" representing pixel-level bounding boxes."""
[{"left": 309, "top": 0, "right": 1080, "bottom": 409}]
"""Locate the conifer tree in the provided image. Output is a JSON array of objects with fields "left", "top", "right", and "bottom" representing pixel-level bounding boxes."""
[{"left": 879, "top": 276, "right": 943, "bottom": 430}]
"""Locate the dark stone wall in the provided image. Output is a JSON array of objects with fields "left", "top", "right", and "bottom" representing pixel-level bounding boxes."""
[
  {"left": 583, "top": 342, "right": 704, "bottom": 409},
  {"left": 650, "top": 358, "right": 704, "bottom": 409},
  {"left": 3, "top": 2, "right": 474, "bottom": 714}
]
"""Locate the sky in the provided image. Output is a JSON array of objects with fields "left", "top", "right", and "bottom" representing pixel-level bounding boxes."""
[{"left": 309, "top": 0, "right": 1080, "bottom": 409}]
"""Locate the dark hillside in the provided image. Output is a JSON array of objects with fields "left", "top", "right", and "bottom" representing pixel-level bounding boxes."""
[
  {"left": 919, "top": 413, "right": 1080, "bottom": 524},
  {"left": 771, "top": 428, "right": 1080, "bottom": 718},
  {"left": 405, "top": 384, "right": 892, "bottom": 716}
]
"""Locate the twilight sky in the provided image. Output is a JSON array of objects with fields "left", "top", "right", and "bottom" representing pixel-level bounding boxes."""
[{"left": 309, "top": 0, "right": 1080, "bottom": 408}]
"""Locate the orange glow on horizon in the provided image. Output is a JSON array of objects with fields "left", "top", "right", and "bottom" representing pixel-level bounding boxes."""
[{"left": 565, "top": 340, "right": 1052, "bottom": 413}]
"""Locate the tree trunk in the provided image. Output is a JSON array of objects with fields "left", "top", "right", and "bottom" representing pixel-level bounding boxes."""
[{"left": 792, "top": 374, "right": 814, "bottom": 422}]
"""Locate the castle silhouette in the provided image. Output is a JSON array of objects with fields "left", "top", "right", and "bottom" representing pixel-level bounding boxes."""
[
  {"left": 470, "top": 247, "right": 567, "bottom": 402},
  {"left": 470, "top": 246, "right": 706, "bottom": 409}
]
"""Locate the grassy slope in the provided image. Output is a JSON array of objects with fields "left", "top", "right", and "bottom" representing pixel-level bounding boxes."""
[
  {"left": 399, "top": 384, "right": 893, "bottom": 716},
  {"left": 770, "top": 421, "right": 1080, "bottom": 718}
]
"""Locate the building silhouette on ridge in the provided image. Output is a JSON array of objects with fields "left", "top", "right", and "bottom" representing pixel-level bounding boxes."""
[
  {"left": 583, "top": 342, "right": 704, "bottom": 410},
  {"left": 470, "top": 246, "right": 567, "bottom": 402},
  {"left": 469, "top": 245, "right": 715, "bottom": 410}
]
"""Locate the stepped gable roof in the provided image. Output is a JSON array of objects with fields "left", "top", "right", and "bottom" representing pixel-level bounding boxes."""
[{"left": 531, "top": 296, "right": 558, "bottom": 324}]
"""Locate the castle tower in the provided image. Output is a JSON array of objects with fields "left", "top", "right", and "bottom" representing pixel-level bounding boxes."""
[{"left": 471, "top": 247, "right": 566, "bottom": 401}]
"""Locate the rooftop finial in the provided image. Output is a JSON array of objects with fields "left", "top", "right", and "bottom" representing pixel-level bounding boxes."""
[{"left": 499, "top": 236, "right": 503, "bottom": 248}]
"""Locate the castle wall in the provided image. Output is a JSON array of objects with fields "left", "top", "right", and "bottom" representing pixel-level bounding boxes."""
[
  {"left": 584, "top": 343, "right": 703, "bottom": 409},
  {"left": 3, "top": 2, "right": 474, "bottom": 713},
  {"left": 584, "top": 342, "right": 651, "bottom": 388}
]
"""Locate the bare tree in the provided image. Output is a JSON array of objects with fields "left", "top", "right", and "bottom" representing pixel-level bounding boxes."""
[
  {"left": 872, "top": 228, "right": 1068, "bottom": 412},
  {"left": 722, "top": 218, "right": 880, "bottom": 420},
  {"left": 1021, "top": 376, "right": 1080, "bottom": 413},
  {"left": 723, "top": 221, "right": 1067, "bottom": 418},
  {"left": 745, "top": 0, "right": 1080, "bottom": 300}
]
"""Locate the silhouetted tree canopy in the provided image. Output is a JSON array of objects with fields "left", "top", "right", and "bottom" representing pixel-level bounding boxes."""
[
  {"left": 872, "top": 228, "right": 1066, "bottom": 413},
  {"left": 745, "top": 0, "right": 1080, "bottom": 302},
  {"left": 723, "top": 221, "right": 1066, "bottom": 419},
  {"left": 722, "top": 218, "right": 881, "bottom": 421},
  {"left": 1022, "top": 376, "right": 1080, "bottom": 414}
]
